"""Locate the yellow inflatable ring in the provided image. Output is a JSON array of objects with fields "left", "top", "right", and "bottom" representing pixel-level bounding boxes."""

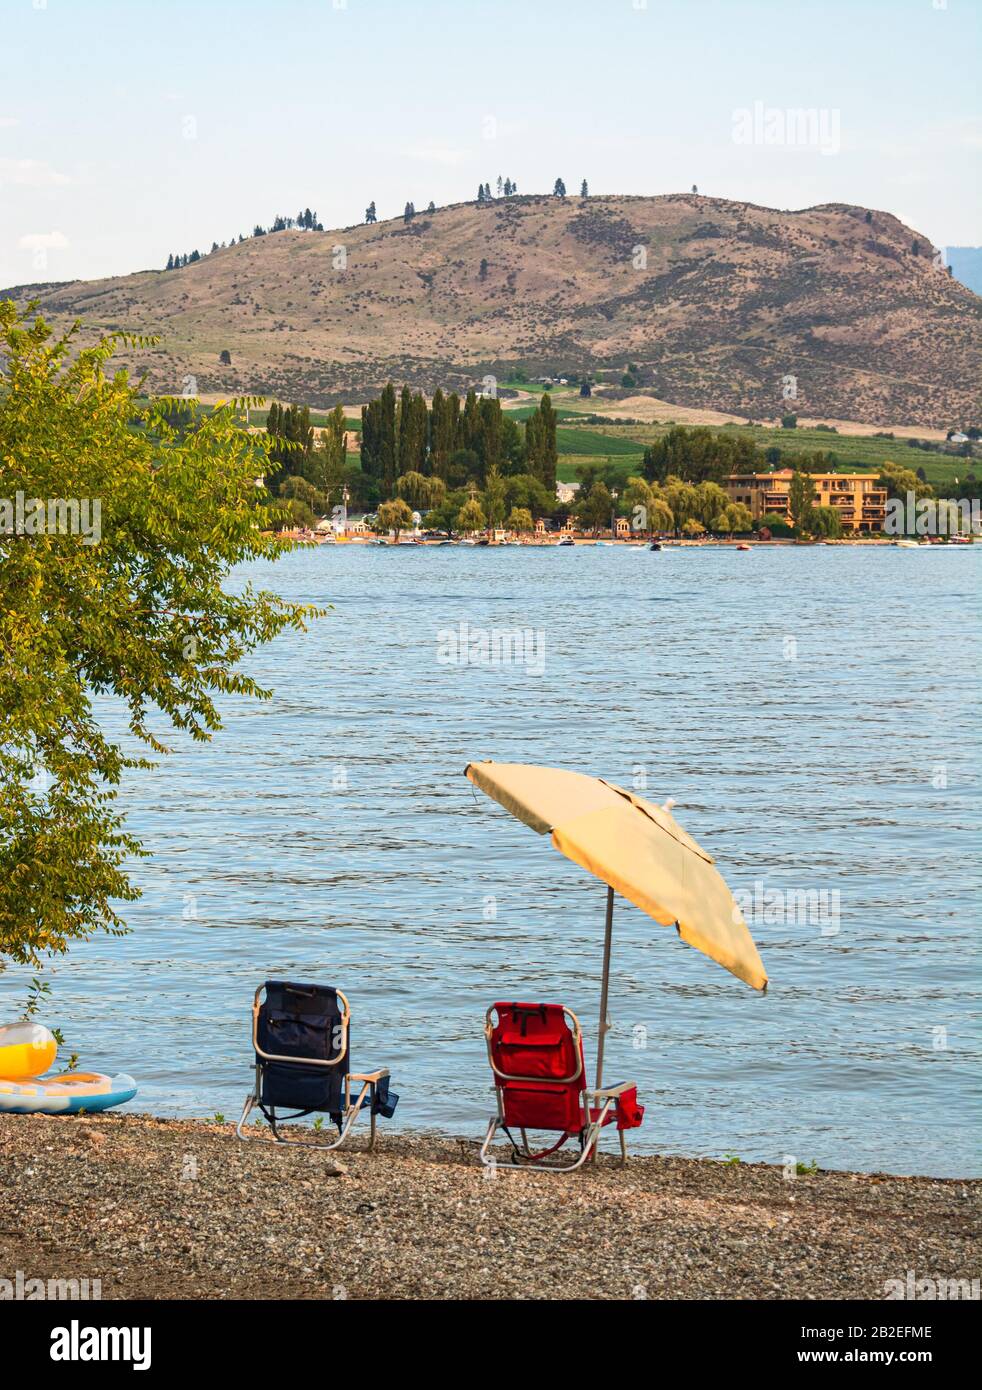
[{"left": 0, "top": 1022, "right": 57, "bottom": 1080}]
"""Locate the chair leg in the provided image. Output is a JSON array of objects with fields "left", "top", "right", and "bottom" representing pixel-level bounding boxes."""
[
  {"left": 478, "top": 1117, "right": 500, "bottom": 1166},
  {"left": 479, "top": 1115, "right": 608, "bottom": 1174},
  {"left": 235, "top": 1092, "right": 256, "bottom": 1140},
  {"left": 368, "top": 1097, "right": 378, "bottom": 1152},
  {"left": 236, "top": 1088, "right": 373, "bottom": 1153}
]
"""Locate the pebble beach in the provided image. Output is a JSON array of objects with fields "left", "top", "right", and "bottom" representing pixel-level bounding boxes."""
[{"left": 1, "top": 1113, "right": 978, "bottom": 1301}]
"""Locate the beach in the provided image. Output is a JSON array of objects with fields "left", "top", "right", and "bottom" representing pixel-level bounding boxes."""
[{"left": 1, "top": 1112, "right": 977, "bottom": 1301}]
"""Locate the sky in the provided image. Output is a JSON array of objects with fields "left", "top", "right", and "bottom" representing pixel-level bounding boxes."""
[{"left": 0, "top": 0, "right": 979, "bottom": 287}]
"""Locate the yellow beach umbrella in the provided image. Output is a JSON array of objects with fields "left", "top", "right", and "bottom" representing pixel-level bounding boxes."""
[{"left": 464, "top": 760, "right": 767, "bottom": 1088}]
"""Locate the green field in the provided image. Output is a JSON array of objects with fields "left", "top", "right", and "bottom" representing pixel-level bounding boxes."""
[
  {"left": 133, "top": 391, "right": 973, "bottom": 491},
  {"left": 555, "top": 426, "right": 646, "bottom": 457}
]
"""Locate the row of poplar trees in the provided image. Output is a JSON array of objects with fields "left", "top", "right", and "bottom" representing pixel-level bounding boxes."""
[
  {"left": 265, "top": 400, "right": 347, "bottom": 496},
  {"left": 360, "top": 386, "right": 557, "bottom": 501}
]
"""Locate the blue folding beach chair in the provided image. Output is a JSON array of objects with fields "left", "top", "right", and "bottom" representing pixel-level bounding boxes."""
[{"left": 236, "top": 980, "right": 397, "bottom": 1151}]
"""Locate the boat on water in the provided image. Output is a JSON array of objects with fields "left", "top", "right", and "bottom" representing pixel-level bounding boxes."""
[
  {"left": 894, "top": 539, "right": 919, "bottom": 548},
  {"left": 736, "top": 542, "right": 752, "bottom": 551},
  {"left": 649, "top": 541, "right": 663, "bottom": 551},
  {"left": 558, "top": 536, "right": 575, "bottom": 546},
  {"left": 459, "top": 538, "right": 478, "bottom": 546}
]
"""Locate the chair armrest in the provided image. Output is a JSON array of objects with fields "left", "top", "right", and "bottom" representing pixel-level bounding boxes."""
[
  {"left": 348, "top": 1069, "right": 389, "bottom": 1084},
  {"left": 587, "top": 1081, "right": 637, "bottom": 1099}
]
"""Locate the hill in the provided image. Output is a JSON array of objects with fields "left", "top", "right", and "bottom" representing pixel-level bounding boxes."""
[
  {"left": 5, "top": 194, "right": 980, "bottom": 428},
  {"left": 947, "top": 247, "right": 982, "bottom": 298}
]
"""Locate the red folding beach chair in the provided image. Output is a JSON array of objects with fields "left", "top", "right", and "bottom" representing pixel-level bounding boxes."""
[{"left": 479, "top": 1001, "right": 644, "bottom": 1172}]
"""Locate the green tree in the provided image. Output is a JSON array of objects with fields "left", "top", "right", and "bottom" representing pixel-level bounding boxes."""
[
  {"left": 525, "top": 394, "right": 558, "bottom": 491},
  {"left": 662, "top": 476, "right": 698, "bottom": 536},
  {"left": 483, "top": 463, "right": 507, "bottom": 529},
  {"left": 643, "top": 424, "right": 757, "bottom": 486},
  {"left": 623, "top": 476, "right": 675, "bottom": 535},
  {"left": 430, "top": 388, "right": 460, "bottom": 480},
  {"left": 457, "top": 497, "right": 486, "bottom": 533},
  {"left": 504, "top": 473, "right": 554, "bottom": 518},
  {"left": 647, "top": 498, "right": 675, "bottom": 534},
  {"left": 507, "top": 506, "right": 533, "bottom": 535},
  {"left": 461, "top": 389, "right": 482, "bottom": 456},
  {"left": 718, "top": 502, "right": 754, "bottom": 534},
  {"left": 395, "top": 470, "right": 442, "bottom": 510},
  {"left": 477, "top": 397, "right": 503, "bottom": 477},
  {"left": 446, "top": 447, "right": 481, "bottom": 489},
  {"left": 0, "top": 306, "right": 315, "bottom": 976},
  {"left": 810, "top": 505, "right": 843, "bottom": 538},
  {"left": 576, "top": 480, "right": 613, "bottom": 534},
  {"left": 397, "top": 386, "right": 428, "bottom": 477},
  {"left": 317, "top": 404, "right": 348, "bottom": 501},
  {"left": 361, "top": 384, "right": 398, "bottom": 499},
  {"left": 877, "top": 460, "right": 933, "bottom": 502},
  {"left": 757, "top": 511, "right": 793, "bottom": 537},
  {"left": 692, "top": 481, "right": 730, "bottom": 531},
  {"left": 375, "top": 497, "right": 415, "bottom": 541},
  {"left": 426, "top": 492, "right": 466, "bottom": 538},
  {"left": 278, "top": 475, "right": 323, "bottom": 513},
  {"left": 788, "top": 470, "right": 816, "bottom": 532}
]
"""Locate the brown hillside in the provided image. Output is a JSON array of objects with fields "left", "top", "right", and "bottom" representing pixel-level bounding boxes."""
[{"left": 7, "top": 194, "right": 980, "bottom": 428}]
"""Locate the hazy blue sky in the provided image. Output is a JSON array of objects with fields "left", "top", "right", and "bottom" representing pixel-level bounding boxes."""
[{"left": 0, "top": 0, "right": 978, "bottom": 286}]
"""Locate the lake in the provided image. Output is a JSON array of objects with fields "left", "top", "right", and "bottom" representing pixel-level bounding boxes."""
[{"left": 6, "top": 544, "right": 980, "bottom": 1175}]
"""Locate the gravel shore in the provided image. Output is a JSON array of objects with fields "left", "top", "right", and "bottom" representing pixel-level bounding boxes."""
[{"left": 1, "top": 1112, "right": 978, "bottom": 1300}]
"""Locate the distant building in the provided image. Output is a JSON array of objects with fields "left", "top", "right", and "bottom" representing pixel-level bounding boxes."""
[
  {"left": 556, "top": 481, "right": 581, "bottom": 503},
  {"left": 724, "top": 470, "right": 887, "bottom": 533}
]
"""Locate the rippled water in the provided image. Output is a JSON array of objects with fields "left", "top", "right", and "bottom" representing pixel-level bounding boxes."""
[{"left": 4, "top": 545, "right": 979, "bottom": 1175}]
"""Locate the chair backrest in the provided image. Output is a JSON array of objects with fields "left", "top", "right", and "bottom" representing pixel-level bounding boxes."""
[
  {"left": 254, "top": 981, "right": 348, "bottom": 1115},
  {"left": 486, "top": 1002, "right": 586, "bottom": 1134}
]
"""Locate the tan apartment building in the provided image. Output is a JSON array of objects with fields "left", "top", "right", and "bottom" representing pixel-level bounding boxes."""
[{"left": 724, "top": 470, "right": 887, "bottom": 533}]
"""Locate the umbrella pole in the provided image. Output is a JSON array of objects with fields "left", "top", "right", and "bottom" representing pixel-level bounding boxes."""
[{"left": 595, "top": 885, "right": 614, "bottom": 1091}]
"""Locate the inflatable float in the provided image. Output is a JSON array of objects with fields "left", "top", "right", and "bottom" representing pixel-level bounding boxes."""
[{"left": 0, "top": 1022, "right": 137, "bottom": 1115}]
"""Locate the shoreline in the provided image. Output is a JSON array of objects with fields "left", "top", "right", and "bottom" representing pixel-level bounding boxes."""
[
  {"left": 280, "top": 533, "right": 979, "bottom": 547},
  {"left": 2, "top": 1112, "right": 977, "bottom": 1300}
]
